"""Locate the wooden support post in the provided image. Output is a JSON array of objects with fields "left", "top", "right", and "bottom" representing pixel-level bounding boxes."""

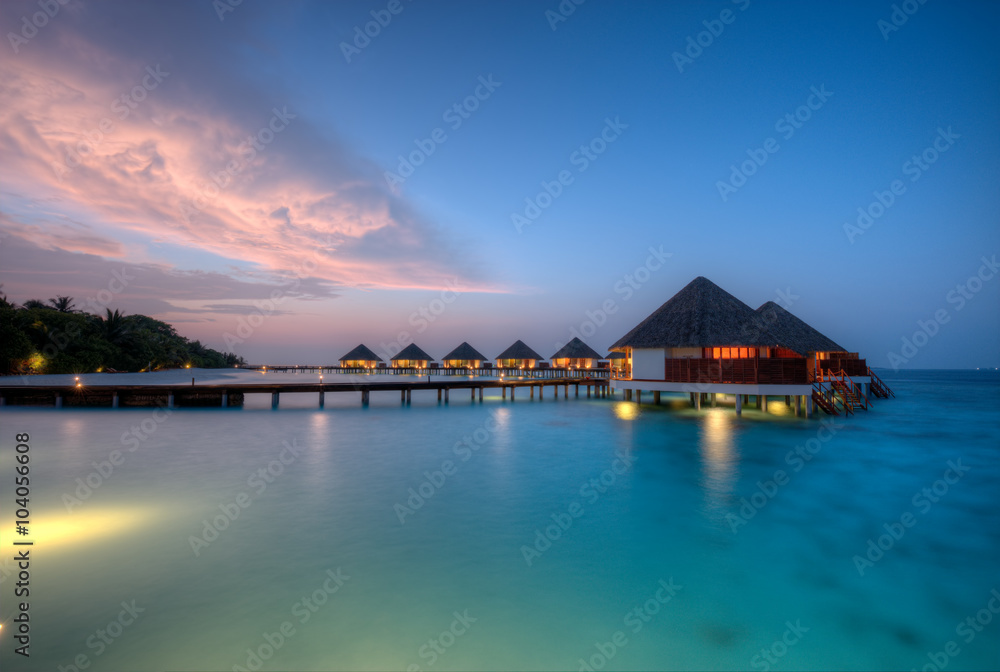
[
  {"left": 694, "top": 393, "right": 701, "bottom": 411},
  {"left": 755, "top": 395, "right": 762, "bottom": 410},
  {"left": 471, "top": 387, "right": 475, "bottom": 401},
  {"left": 575, "top": 384, "right": 579, "bottom": 398},
  {"left": 540, "top": 385, "right": 544, "bottom": 400},
  {"left": 271, "top": 392, "right": 279, "bottom": 409},
  {"left": 437, "top": 388, "right": 442, "bottom": 402},
  {"left": 407, "top": 389, "right": 412, "bottom": 403},
  {"left": 443, "top": 388, "right": 448, "bottom": 403},
  {"left": 362, "top": 390, "right": 369, "bottom": 405},
  {"left": 785, "top": 395, "right": 792, "bottom": 406},
  {"left": 0, "top": 396, "right": 6, "bottom": 406},
  {"left": 564, "top": 385, "right": 568, "bottom": 399},
  {"left": 711, "top": 393, "right": 717, "bottom": 407},
  {"left": 587, "top": 385, "right": 591, "bottom": 398},
  {"left": 317, "top": 391, "right": 323, "bottom": 409},
  {"left": 761, "top": 395, "right": 768, "bottom": 412},
  {"left": 653, "top": 391, "right": 660, "bottom": 405},
  {"left": 795, "top": 395, "right": 802, "bottom": 416},
  {"left": 502, "top": 386, "right": 507, "bottom": 400},
  {"left": 511, "top": 386, "right": 515, "bottom": 401},
  {"left": 112, "top": 392, "right": 119, "bottom": 408},
  {"left": 402, "top": 389, "right": 407, "bottom": 403},
  {"left": 806, "top": 394, "right": 814, "bottom": 418},
  {"left": 735, "top": 393, "right": 742, "bottom": 416},
  {"left": 167, "top": 393, "right": 174, "bottom": 409},
  {"left": 478, "top": 387, "right": 483, "bottom": 402},
  {"left": 56, "top": 393, "right": 63, "bottom": 408},
  {"left": 636, "top": 390, "right": 642, "bottom": 404},
  {"left": 530, "top": 386, "right": 535, "bottom": 400}
]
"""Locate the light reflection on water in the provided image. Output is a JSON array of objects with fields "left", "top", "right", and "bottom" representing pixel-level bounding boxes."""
[{"left": 0, "top": 371, "right": 997, "bottom": 671}]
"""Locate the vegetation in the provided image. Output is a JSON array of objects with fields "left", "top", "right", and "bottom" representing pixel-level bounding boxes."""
[{"left": 0, "top": 290, "right": 245, "bottom": 375}]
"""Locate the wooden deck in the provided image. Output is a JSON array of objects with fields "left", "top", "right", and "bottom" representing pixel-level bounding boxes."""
[{"left": 0, "top": 376, "right": 610, "bottom": 408}]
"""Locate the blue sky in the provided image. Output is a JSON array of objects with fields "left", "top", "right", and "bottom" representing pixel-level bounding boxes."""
[{"left": 0, "top": 0, "right": 997, "bottom": 367}]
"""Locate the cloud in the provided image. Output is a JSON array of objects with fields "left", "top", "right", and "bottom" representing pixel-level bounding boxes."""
[{"left": 0, "top": 0, "right": 501, "bottom": 296}]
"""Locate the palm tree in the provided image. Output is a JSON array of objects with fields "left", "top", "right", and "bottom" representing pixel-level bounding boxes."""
[
  {"left": 22, "top": 299, "right": 48, "bottom": 310},
  {"left": 48, "top": 296, "right": 77, "bottom": 313},
  {"left": 101, "top": 308, "right": 128, "bottom": 345}
]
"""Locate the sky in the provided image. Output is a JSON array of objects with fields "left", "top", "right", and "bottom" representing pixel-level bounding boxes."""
[{"left": 0, "top": 0, "right": 997, "bottom": 368}]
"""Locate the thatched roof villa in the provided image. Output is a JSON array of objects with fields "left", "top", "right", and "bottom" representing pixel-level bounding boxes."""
[
  {"left": 338, "top": 344, "right": 383, "bottom": 368},
  {"left": 609, "top": 276, "right": 886, "bottom": 415},
  {"left": 442, "top": 342, "right": 488, "bottom": 368},
  {"left": 551, "top": 337, "right": 603, "bottom": 369},
  {"left": 391, "top": 343, "right": 434, "bottom": 368},
  {"left": 496, "top": 340, "right": 543, "bottom": 369}
]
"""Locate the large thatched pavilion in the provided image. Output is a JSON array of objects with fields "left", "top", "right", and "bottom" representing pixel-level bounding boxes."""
[
  {"left": 496, "top": 340, "right": 543, "bottom": 369},
  {"left": 441, "top": 342, "right": 488, "bottom": 368},
  {"left": 391, "top": 343, "right": 434, "bottom": 369},
  {"left": 338, "top": 344, "right": 383, "bottom": 369},
  {"left": 608, "top": 276, "right": 879, "bottom": 415},
  {"left": 551, "top": 337, "right": 603, "bottom": 369}
]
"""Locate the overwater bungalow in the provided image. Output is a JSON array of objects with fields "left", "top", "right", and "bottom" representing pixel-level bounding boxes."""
[
  {"left": 607, "top": 352, "right": 628, "bottom": 377},
  {"left": 441, "top": 342, "right": 488, "bottom": 368},
  {"left": 551, "top": 337, "right": 603, "bottom": 369},
  {"left": 391, "top": 343, "right": 434, "bottom": 369},
  {"left": 496, "top": 340, "right": 543, "bottom": 369},
  {"left": 608, "top": 276, "right": 890, "bottom": 416},
  {"left": 338, "top": 344, "right": 383, "bottom": 369},
  {"left": 756, "top": 301, "right": 867, "bottom": 380}
]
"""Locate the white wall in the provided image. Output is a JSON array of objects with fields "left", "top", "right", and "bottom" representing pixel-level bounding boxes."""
[{"left": 632, "top": 348, "right": 666, "bottom": 380}]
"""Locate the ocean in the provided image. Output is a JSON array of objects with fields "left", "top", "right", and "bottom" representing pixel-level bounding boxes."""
[{"left": 1, "top": 368, "right": 998, "bottom": 670}]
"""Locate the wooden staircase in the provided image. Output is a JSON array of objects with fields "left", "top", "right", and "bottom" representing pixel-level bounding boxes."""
[
  {"left": 811, "top": 385, "right": 838, "bottom": 415},
  {"left": 868, "top": 367, "right": 895, "bottom": 398}
]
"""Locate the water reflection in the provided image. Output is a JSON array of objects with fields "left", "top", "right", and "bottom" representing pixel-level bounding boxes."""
[
  {"left": 613, "top": 402, "right": 639, "bottom": 421},
  {"left": 8, "top": 507, "right": 157, "bottom": 551},
  {"left": 698, "top": 409, "right": 738, "bottom": 513}
]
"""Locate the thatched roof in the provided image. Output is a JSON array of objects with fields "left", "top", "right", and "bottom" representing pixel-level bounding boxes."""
[
  {"left": 607, "top": 352, "right": 627, "bottom": 360},
  {"left": 338, "top": 344, "right": 383, "bottom": 362},
  {"left": 551, "top": 337, "right": 602, "bottom": 360},
  {"left": 442, "top": 342, "right": 488, "bottom": 362},
  {"left": 391, "top": 343, "right": 434, "bottom": 362},
  {"left": 495, "top": 339, "right": 543, "bottom": 361},
  {"left": 755, "top": 301, "right": 845, "bottom": 355},
  {"left": 610, "top": 276, "right": 777, "bottom": 349}
]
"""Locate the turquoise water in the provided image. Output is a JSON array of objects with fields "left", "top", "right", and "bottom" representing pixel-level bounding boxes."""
[{"left": 1, "top": 370, "right": 998, "bottom": 670}]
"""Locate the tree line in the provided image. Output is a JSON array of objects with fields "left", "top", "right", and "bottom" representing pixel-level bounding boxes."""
[{"left": 0, "top": 292, "right": 245, "bottom": 375}]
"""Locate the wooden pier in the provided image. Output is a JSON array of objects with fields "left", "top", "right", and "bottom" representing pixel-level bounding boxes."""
[{"left": 0, "top": 377, "right": 611, "bottom": 409}]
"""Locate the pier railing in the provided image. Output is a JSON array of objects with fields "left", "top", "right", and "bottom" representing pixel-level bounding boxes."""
[
  {"left": 246, "top": 365, "right": 609, "bottom": 379},
  {"left": 818, "top": 357, "right": 867, "bottom": 377},
  {"left": 657, "top": 357, "right": 809, "bottom": 385}
]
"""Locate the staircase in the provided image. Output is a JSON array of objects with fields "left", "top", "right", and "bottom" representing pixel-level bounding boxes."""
[
  {"left": 868, "top": 367, "right": 895, "bottom": 398},
  {"left": 811, "top": 385, "right": 838, "bottom": 415}
]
